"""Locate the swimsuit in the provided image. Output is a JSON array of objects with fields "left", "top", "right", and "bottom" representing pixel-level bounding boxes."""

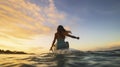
[{"left": 56, "top": 39, "right": 69, "bottom": 50}]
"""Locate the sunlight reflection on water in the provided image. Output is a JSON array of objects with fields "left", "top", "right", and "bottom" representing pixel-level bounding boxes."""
[{"left": 0, "top": 50, "right": 120, "bottom": 67}]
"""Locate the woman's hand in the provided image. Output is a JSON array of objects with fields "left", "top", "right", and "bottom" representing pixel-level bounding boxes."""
[
  {"left": 49, "top": 45, "right": 55, "bottom": 51},
  {"left": 76, "top": 37, "right": 80, "bottom": 39}
]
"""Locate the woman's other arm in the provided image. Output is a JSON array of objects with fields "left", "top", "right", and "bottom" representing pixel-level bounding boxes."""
[
  {"left": 50, "top": 33, "right": 57, "bottom": 51},
  {"left": 66, "top": 34, "right": 79, "bottom": 39}
]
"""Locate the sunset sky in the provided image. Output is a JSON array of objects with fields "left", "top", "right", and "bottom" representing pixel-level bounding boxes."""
[{"left": 0, "top": 0, "right": 120, "bottom": 53}]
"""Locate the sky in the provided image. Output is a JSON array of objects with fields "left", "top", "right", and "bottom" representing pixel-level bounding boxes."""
[{"left": 0, "top": 0, "right": 120, "bottom": 53}]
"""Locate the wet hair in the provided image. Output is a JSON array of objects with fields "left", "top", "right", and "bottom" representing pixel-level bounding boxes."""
[
  {"left": 57, "top": 25, "right": 71, "bottom": 39},
  {"left": 57, "top": 25, "right": 66, "bottom": 38},
  {"left": 57, "top": 25, "right": 66, "bottom": 33}
]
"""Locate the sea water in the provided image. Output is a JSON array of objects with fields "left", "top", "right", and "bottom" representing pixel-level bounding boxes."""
[{"left": 0, "top": 49, "right": 120, "bottom": 67}]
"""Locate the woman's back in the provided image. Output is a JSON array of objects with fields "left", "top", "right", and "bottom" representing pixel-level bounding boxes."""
[
  {"left": 55, "top": 32, "right": 65, "bottom": 41},
  {"left": 55, "top": 32, "right": 68, "bottom": 49}
]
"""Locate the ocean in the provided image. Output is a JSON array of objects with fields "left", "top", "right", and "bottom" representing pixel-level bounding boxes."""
[{"left": 0, "top": 49, "right": 120, "bottom": 67}]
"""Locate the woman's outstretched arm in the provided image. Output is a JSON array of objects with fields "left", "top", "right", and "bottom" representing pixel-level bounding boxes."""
[
  {"left": 66, "top": 34, "right": 79, "bottom": 39},
  {"left": 50, "top": 34, "right": 57, "bottom": 51}
]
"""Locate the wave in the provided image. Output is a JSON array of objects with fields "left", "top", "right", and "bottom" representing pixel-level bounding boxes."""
[{"left": 0, "top": 49, "right": 120, "bottom": 67}]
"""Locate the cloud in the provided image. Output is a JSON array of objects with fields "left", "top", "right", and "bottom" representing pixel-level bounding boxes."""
[
  {"left": 107, "top": 42, "right": 120, "bottom": 49},
  {"left": 0, "top": 44, "right": 13, "bottom": 50},
  {"left": 93, "top": 41, "right": 120, "bottom": 51},
  {"left": 0, "top": 0, "right": 65, "bottom": 39},
  {"left": 0, "top": 0, "right": 80, "bottom": 53},
  {"left": 0, "top": 0, "right": 68, "bottom": 52}
]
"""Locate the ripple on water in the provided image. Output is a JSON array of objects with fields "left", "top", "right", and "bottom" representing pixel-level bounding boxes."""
[{"left": 0, "top": 50, "right": 120, "bottom": 67}]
